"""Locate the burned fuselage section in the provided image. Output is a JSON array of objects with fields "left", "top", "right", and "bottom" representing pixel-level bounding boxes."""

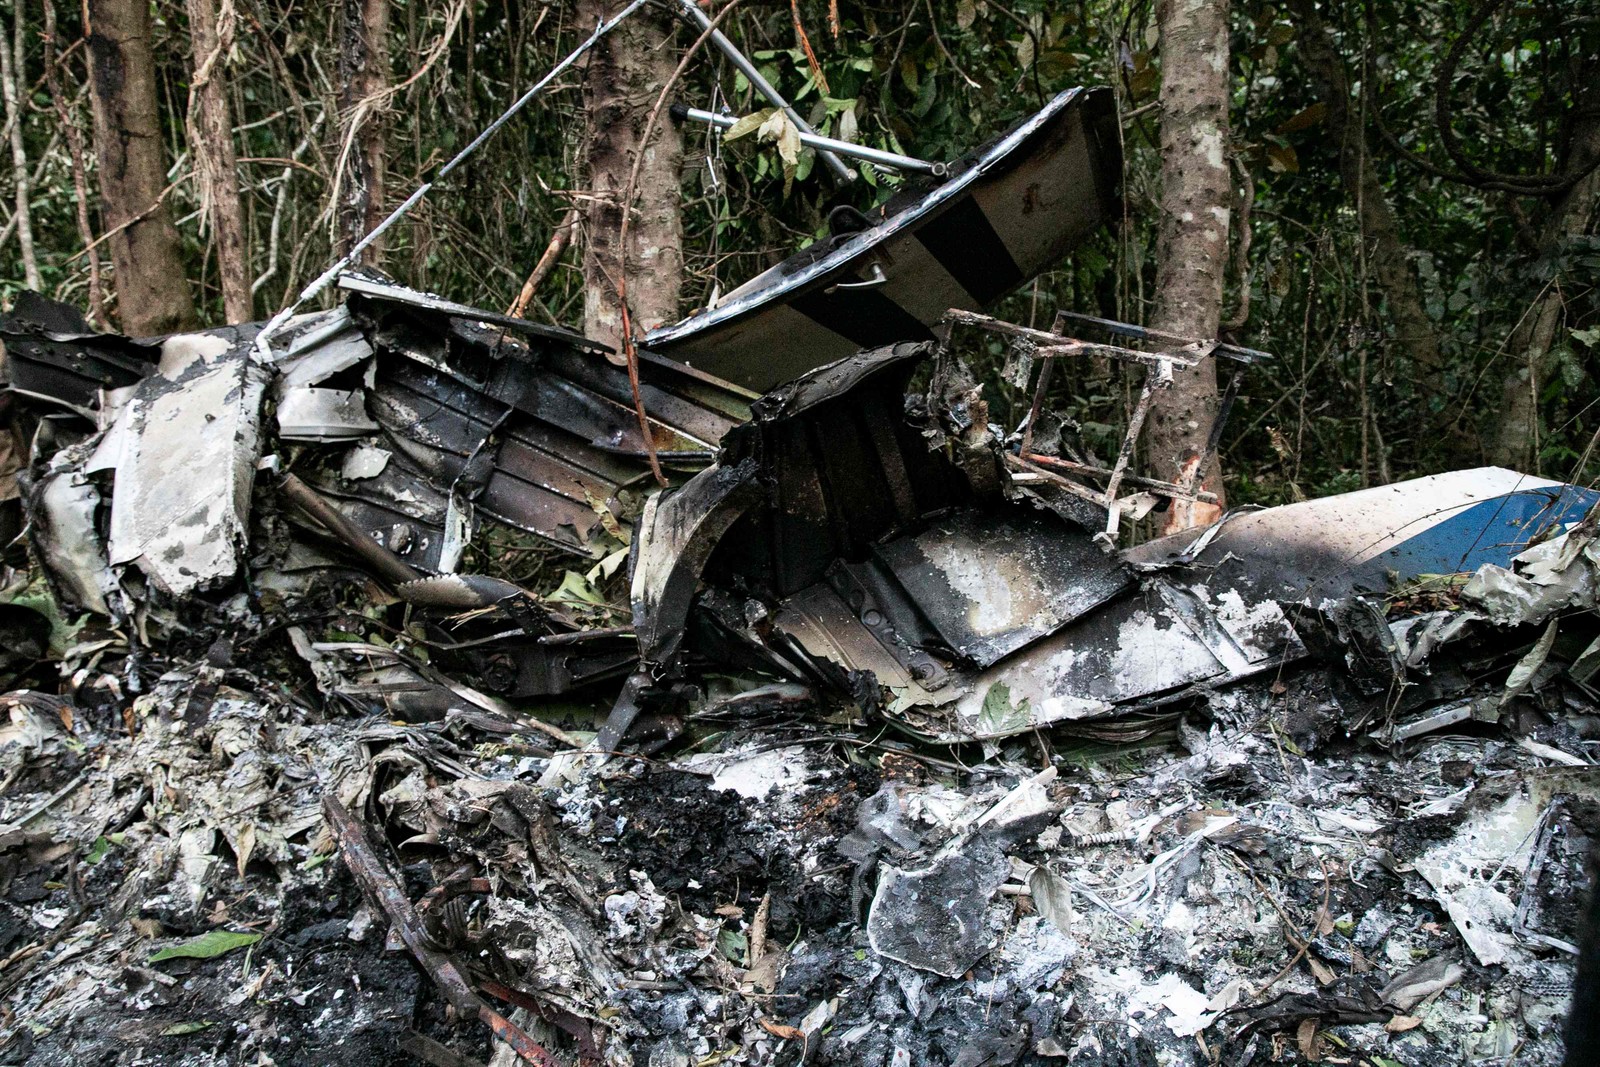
[
  {"left": 619, "top": 340, "right": 1600, "bottom": 749},
  {"left": 1, "top": 277, "right": 758, "bottom": 713}
]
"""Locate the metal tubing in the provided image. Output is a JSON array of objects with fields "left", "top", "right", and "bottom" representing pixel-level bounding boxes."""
[
  {"left": 277, "top": 472, "right": 423, "bottom": 589},
  {"left": 1051, "top": 308, "right": 1273, "bottom": 364},
  {"left": 677, "top": 106, "right": 941, "bottom": 175},
  {"left": 673, "top": 0, "right": 855, "bottom": 184}
]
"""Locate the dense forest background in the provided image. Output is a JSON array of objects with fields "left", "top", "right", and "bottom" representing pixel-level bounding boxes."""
[{"left": 1, "top": 0, "right": 1596, "bottom": 510}]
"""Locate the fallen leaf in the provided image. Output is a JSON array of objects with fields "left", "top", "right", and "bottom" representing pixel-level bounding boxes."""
[
  {"left": 149, "top": 929, "right": 262, "bottom": 963},
  {"left": 1266, "top": 142, "right": 1299, "bottom": 174},
  {"left": 1296, "top": 1017, "right": 1321, "bottom": 1061},
  {"left": 1308, "top": 954, "right": 1337, "bottom": 985},
  {"left": 1274, "top": 101, "right": 1325, "bottom": 135},
  {"left": 758, "top": 1018, "right": 804, "bottom": 1041},
  {"left": 1385, "top": 1015, "right": 1422, "bottom": 1033}
]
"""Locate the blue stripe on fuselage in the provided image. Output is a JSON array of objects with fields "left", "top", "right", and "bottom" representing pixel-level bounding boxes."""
[{"left": 1368, "top": 483, "right": 1599, "bottom": 581}]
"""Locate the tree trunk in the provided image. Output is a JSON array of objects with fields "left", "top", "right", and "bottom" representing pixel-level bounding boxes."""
[
  {"left": 1490, "top": 95, "right": 1600, "bottom": 472},
  {"left": 44, "top": 0, "right": 105, "bottom": 324},
  {"left": 185, "top": 0, "right": 250, "bottom": 323},
  {"left": 1145, "top": 0, "right": 1232, "bottom": 533},
  {"left": 85, "top": 0, "right": 198, "bottom": 336},
  {"left": 334, "top": 0, "right": 389, "bottom": 262},
  {"left": 1287, "top": 0, "right": 1446, "bottom": 396},
  {"left": 579, "top": 0, "right": 684, "bottom": 349},
  {"left": 1, "top": 0, "right": 42, "bottom": 292}
]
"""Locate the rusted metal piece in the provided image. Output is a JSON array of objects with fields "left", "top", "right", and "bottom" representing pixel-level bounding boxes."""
[
  {"left": 1180, "top": 365, "right": 1245, "bottom": 503},
  {"left": 1006, "top": 453, "right": 1116, "bottom": 509},
  {"left": 1100, "top": 371, "right": 1161, "bottom": 540},
  {"left": 945, "top": 308, "right": 1211, "bottom": 369},
  {"left": 942, "top": 307, "right": 1247, "bottom": 544},
  {"left": 479, "top": 979, "right": 604, "bottom": 1063},
  {"left": 278, "top": 472, "right": 422, "bottom": 588},
  {"left": 322, "top": 797, "right": 561, "bottom": 1067},
  {"left": 482, "top": 1008, "right": 564, "bottom": 1067},
  {"left": 1018, "top": 349, "right": 1055, "bottom": 461},
  {"left": 1050, "top": 308, "right": 1272, "bottom": 363},
  {"left": 1021, "top": 452, "right": 1219, "bottom": 503}
]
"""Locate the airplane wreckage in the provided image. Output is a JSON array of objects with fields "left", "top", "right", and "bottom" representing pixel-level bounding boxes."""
[{"left": 2, "top": 71, "right": 1600, "bottom": 1067}]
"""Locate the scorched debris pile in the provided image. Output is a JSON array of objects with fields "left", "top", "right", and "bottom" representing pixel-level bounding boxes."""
[
  {"left": 1, "top": 83, "right": 1599, "bottom": 1067},
  {"left": 0, "top": 274, "right": 1598, "bottom": 1066}
]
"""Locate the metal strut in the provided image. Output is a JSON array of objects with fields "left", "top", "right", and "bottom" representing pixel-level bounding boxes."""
[
  {"left": 672, "top": 104, "right": 946, "bottom": 176},
  {"left": 670, "top": 0, "right": 856, "bottom": 185}
]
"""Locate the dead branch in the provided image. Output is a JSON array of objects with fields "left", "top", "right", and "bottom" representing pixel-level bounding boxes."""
[
  {"left": 322, "top": 796, "right": 562, "bottom": 1066},
  {"left": 507, "top": 207, "right": 579, "bottom": 318},
  {"left": 42, "top": 0, "right": 103, "bottom": 323}
]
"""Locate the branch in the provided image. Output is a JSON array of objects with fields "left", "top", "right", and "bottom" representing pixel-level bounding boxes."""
[
  {"left": 1365, "top": 0, "right": 1598, "bottom": 197},
  {"left": 507, "top": 207, "right": 578, "bottom": 318}
]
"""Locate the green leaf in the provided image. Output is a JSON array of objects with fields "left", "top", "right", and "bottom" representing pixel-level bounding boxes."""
[
  {"left": 977, "top": 682, "right": 1031, "bottom": 736},
  {"left": 85, "top": 836, "right": 112, "bottom": 865},
  {"left": 1013, "top": 35, "right": 1035, "bottom": 70},
  {"left": 552, "top": 570, "right": 605, "bottom": 606},
  {"left": 161, "top": 1021, "right": 215, "bottom": 1037},
  {"left": 725, "top": 108, "right": 776, "bottom": 142},
  {"left": 837, "top": 104, "right": 858, "bottom": 145},
  {"left": 717, "top": 927, "right": 748, "bottom": 964},
  {"left": 149, "top": 930, "right": 263, "bottom": 963},
  {"left": 1571, "top": 326, "right": 1600, "bottom": 347}
]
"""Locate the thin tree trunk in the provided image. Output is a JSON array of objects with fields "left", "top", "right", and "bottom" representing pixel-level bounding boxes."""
[
  {"left": 579, "top": 0, "right": 684, "bottom": 348},
  {"left": 1145, "top": 0, "right": 1232, "bottom": 533},
  {"left": 85, "top": 0, "right": 198, "bottom": 336},
  {"left": 1287, "top": 0, "right": 1446, "bottom": 395},
  {"left": 334, "top": 0, "right": 389, "bottom": 262},
  {"left": 185, "top": 0, "right": 250, "bottom": 323},
  {"left": 1, "top": 0, "right": 42, "bottom": 291},
  {"left": 44, "top": 0, "right": 105, "bottom": 324},
  {"left": 1490, "top": 93, "right": 1600, "bottom": 472}
]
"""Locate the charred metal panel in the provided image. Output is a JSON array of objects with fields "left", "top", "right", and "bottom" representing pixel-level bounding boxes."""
[
  {"left": 628, "top": 343, "right": 1142, "bottom": 741},
  {"left": 645, "top": 87, "right": 1122, "bottom": 389},
  {"left": 0, "top": 292, "right": 159, "bottom": 411},
  {"left": 97, "top": 343, "right": 268, "bottom": 595},
  {"left": 871, "top": 506, "right": 1130, "bottom": 667},
  {"left": 317, "top": 276, "right": 756, "bottom": 558},
  {"left": 709, "top": 343, "right": 978, "bottom": 598},
  {"left": 631, "top": 459, "right": 762, "bottom": 668}
]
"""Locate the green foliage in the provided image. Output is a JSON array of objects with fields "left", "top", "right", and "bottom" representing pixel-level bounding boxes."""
[
  {"left": 1, "top": 0, "right": 1595, "bottom": 504},
  {"left": 148, "top": 929, "right": 263, "bottom": 963}
]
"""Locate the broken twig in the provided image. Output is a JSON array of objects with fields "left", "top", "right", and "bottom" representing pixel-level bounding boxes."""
[{"left": 322, "top": 796, "right": 561, "bottom": 1066}]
